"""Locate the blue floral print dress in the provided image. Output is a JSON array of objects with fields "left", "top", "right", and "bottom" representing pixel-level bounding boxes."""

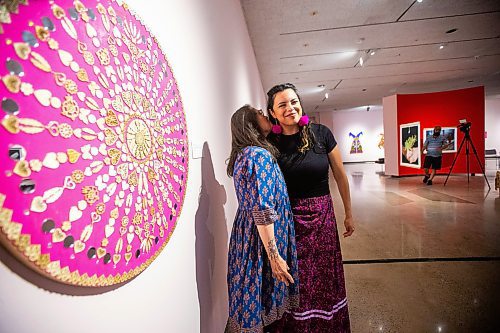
[{"left": 226, "top": 146, "right": 299, "bottom": 332}]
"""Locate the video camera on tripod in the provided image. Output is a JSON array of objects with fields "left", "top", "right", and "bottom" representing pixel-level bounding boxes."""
[
  {"left": 457, "top": 119, "right": 471, "bottom": 133},
  {"left": 445, "top": 118, "right": 490, "bottom": 189}
]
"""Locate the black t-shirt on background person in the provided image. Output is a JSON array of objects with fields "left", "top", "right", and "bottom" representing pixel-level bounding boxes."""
[{"left": 273, "top": 123, "right": 337, "bottom": 199}]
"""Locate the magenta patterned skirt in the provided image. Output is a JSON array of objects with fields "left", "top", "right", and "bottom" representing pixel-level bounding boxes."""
[{"left": 266, "top": 194, "right": 351, "bottom": 333}]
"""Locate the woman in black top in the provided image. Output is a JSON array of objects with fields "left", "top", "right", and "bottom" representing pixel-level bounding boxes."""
[{"left": 265, "top": 83, "right": 354, "bottom": 333}]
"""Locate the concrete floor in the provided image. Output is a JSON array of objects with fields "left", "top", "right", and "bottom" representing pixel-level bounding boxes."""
[{"left": 331, "top": 162, "right": 500, "bottom": 333}]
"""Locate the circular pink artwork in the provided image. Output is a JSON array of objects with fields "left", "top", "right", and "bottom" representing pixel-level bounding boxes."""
[{"left": 0, "top": 0, "right": 188, "bottom": 286}]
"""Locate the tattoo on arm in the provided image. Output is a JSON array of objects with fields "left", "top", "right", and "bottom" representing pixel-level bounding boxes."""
[{"left": 267, "top": 238, "right": 279, "bottom": 261}]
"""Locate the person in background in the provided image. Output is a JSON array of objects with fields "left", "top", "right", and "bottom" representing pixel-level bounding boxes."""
[
  {"left": 422, "top": 126, "right": 451, "bottom": 185},
  {"left": 266, "top": 83, "right": 354, "bottom": 333},
  {"left": 226, "top": 105, "right": 299, "bottom": 332}
]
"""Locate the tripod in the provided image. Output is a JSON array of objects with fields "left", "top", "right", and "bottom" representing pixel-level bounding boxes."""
[{"left": 444, "top": 129, "right": 491, "bottom": 189}]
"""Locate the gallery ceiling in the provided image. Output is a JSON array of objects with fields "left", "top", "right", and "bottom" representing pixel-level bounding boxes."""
[{"left": 241, "top": 0, "right": 500, "bottom": 112}]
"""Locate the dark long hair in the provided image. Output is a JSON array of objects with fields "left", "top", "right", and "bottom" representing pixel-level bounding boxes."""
[
  {"left": 266, "top": 83, "right": 315, "bottom": 153},
  {"left": 226, "top": 105, "right": 278, "bottom": 177}
]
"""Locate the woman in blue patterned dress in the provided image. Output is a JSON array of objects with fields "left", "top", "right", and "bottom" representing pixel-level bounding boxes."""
[{"left": 225, "top": 105, "right": 299, "bottom": 332}]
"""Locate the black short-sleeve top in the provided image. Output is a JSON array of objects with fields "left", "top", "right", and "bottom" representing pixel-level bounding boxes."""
[{"left": 274, "top": 123, "right": 337, "bottom": 199}]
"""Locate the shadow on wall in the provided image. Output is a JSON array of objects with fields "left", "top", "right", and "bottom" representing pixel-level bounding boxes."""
[{"left": 195, "top": 142, "right": 229, "bottom": 333}]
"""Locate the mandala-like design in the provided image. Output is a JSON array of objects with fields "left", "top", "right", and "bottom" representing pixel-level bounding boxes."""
[
  {"left": 0, "top": 0, "right": 188, "bottom": 286},
  {"left": 125, "top": 115, "right": 153, "bottom": 162}
]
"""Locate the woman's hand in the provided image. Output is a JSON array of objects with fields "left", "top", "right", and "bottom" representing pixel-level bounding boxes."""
[
  {"left": 328, "top": 148, "right": 354, "bottom": 239},
  {"left": 266, "top": 238, "right": 294, "bottom": 285},
  {"left": 343, "top": 216, "right": 355, "bottom": 237},
  {"left": 269, "top": 254, "right": 294, "bottom": 286},
  {"left": 256, "top": 226, "right": 295, "bottom": 285}
]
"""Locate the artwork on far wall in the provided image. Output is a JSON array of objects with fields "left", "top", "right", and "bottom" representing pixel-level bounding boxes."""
[
  {"left": 349, "top": 131, "right": 363, "bottom": 154},
  {"left": 423, "top": 127, "right": 457, "bottom": 153},
  {"left": 400, "top": 122, "right": 421, "bottom": 168},
  {"left": 308, "top": 113, "right": 319, "bottom": 124},
  {"left": 378, "top": 133, "right": 384, "bottom": 149}
]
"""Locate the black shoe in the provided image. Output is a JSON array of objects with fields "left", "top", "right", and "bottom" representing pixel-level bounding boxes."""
[
  {"left": 427, "top": 180, "right": 433, "bottom": 185},
  {"left": 423, "top": 175, "right": 430, "bottom": 183}
]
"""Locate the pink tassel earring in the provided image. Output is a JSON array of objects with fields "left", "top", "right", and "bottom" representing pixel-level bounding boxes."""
[
  {"left": 298, "top": 114, "right": 309, "bottom": 127},
  {"left": 271, "top": 124, "right": 282, "bottom": 134}
]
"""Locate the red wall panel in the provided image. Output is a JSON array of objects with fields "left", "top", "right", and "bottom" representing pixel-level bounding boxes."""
[{"left": 397, "top": 86, "right": 485, "bottom": 176}]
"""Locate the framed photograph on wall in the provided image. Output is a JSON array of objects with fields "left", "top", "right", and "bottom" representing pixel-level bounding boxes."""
[
  {"left": 423, "top": 127, "right": 457, "bottom": 153},
  {"left": 400, "top": 122, "right": 421, "bottom": 168}
]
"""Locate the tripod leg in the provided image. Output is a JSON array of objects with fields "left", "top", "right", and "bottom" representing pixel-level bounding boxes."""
[
  {"left": 466, "top": 139, "right": 470, "bottom": 184},
  {"left": 444, "top": 135, "right": 467, "bottom": 186},
  {"left": 467, "top": 137, "right": 491, "bottom": 190}
]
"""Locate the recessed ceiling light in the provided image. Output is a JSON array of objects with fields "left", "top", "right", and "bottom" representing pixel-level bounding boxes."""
[
  {"left": 311, "top": 10, "right": 318, "bottom": 16},
  {"left": 298, "top": 63, "right": 303, "bottom": 66},
  {"left": 417, "top": 0, "right": 423, "bottom": 3},
  {"left": 370, "top": 50, "right": 376, "bottom": 56},
  {"left": 359, "top": 56, "right": 364, "bottom": 66},
  {"left": 468, "top": 80, "right": 474, "bottom": 83},
  {"left": 318, "top": 84, "right": 325, "bottom": 88},
  {"left": 362, "top": 88, "right": 367, "bottom": 91},
  {"left": 446, "top": 28, "right": 457, "bottom": 34},
  {"left": 325, "top": 92, "right": 329, "bottom": 99},
  {"left": 356, "top": 37, "right": 365, "bottom": 44},
  {"left": 303, "top": 43, "right": 309, "bottom": 47},
  {"left": 439, "top": 44, "right": 445, "bottom": 49}
]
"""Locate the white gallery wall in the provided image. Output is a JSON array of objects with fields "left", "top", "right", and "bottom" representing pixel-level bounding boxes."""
[
  {"left": 382, "top": 95, "right": 399, "bottom": 175},
  {"left": 0, "top": 1, "right": 264, "bottom": 333},
  {"left": 485, "top": 97, "right": 500, "bottom": 170},
  {"left": 320, "top": 106, "right": 385, "bottom": 163},
  {"left": 485, "top": 98, "right": 500, "bottom": 151}
]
